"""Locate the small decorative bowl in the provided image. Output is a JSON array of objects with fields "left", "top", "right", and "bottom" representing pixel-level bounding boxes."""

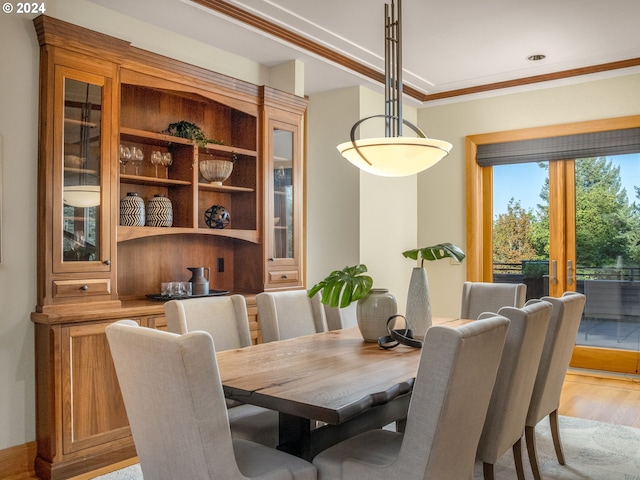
[
  {"left": 64, "top": 155, "right": 85, "bottom": 168},
  {"left": 199, "top": 159, "right": 233, "bottom": 185}
]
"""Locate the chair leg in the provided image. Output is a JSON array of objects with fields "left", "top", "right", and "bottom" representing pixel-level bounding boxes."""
[
  {"left": 549, "top": 409, "right": 566, "bottom": 465},
  {"left": 512, "top": 438, "right": 526, "bottom": 480},
  {"left": 396, "top": 417, "right": 407, "bottom": 433},
  {"left": 482, "top": 462, "right": 495, "bottom": 480},
  {"left": 525, "top": 425, "right": 543, "bottom": 480}
]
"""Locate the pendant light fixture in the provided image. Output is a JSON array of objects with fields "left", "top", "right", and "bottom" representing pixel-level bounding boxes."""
[{"left": 337, "top": 0, "right": 451, "bottom": 177}]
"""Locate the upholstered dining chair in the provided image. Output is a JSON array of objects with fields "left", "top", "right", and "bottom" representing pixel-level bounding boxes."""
[
  {"left": 461, "top": 281, "right": 527, "bottom": 320},
  {"left": 475, "top": 300, "right": 553, "bottom": 480},
  {"left": 165, "top": 294, "right": 252, "bottom": 350},
  {"left": 164, "top": 295, "right": 278, "bottom": 448},
  {"left": 312, "top": 315, "right": 510, "bottom": 480},
  {"left": 525, "top": 292, "right": 586, "bottom": 480},
  {"left": 256, "top": 290, "right": 328, "bottom": 342},
  {"left": 324, "top": 302, "right": 357, "bottom": 330},
  {"left": 105, "top": 321, "right": 316, "bottom": 480}
]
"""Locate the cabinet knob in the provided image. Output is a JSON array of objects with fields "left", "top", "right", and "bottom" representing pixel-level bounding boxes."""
[
  {"left": 268, "top": 258, "right": 274, "bottom": 262},
  {"left": 282, "top": 274, "right": 288, "bottom": 279},
  {"left": 104, "top": 259, "right": 111, "bottom": 266},
  {"left": 80, "top": 285, "right": 89, "bottom": 291}
]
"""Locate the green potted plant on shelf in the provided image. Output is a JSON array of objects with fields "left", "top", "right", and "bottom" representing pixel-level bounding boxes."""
[
  {"left": 163, "top": 120, "right": 224, "bottom": 147},
  {"left": 402, "top": 242, "right": 465, "bottom": 338}
]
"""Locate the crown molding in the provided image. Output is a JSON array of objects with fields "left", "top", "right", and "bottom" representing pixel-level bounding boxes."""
[{"left": 193, "top": 0, "right": 640, "bottom": 102}]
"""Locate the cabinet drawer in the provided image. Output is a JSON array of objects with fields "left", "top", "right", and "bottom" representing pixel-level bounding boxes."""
[
  {"left": 268, "top": 270, "right": 299, "bottom": 284},
  {"left": 147, "top": 316, "right": 167, "bottom": 331},
  {"left": 53, "top": 279, "right": 111, "bottom": 298}
]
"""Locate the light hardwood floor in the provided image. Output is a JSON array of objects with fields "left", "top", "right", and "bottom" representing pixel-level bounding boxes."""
[
  {"left": 6, "top": 370, "right": 640, "bottom": 480},
  {"left": 559, "top": 369, "right": 640, "bottom": 428}
]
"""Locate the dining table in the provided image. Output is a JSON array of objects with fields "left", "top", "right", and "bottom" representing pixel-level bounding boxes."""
[{"left": 216, "top": 317, "right": 471, "bottom": 460}]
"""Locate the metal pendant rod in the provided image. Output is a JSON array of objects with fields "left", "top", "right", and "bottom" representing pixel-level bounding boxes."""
[{"left": 385, "top": 0, "right": 403, "bottom": 138}]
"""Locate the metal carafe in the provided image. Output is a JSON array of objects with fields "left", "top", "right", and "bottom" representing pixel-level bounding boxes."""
[{"left": 187, "top": 266, "right": 210, "bottom": 295}]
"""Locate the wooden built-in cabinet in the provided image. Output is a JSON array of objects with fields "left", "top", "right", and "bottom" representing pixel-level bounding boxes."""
[{"left": 31, "top": 15, "right": 306, "bottom": 480}]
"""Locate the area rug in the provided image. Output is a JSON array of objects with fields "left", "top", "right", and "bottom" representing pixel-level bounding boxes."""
[
  {"left": 94, "top": 416, "right": 640, "bottom": 479},
  {"left": 472, "top": 416, "right": 640, "bottom": 479}
]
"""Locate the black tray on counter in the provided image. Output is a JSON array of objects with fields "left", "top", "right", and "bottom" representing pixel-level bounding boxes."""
[{"left": 146, "top": 290, "right": 230, "bottom": 301}]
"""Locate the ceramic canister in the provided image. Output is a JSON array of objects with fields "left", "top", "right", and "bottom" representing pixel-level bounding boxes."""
[
  {"left": 120, "top": 192, "right": 145, "bottom": 226},
  {"left": 146, "top": 194, "right": 173, "bottom": 227}
]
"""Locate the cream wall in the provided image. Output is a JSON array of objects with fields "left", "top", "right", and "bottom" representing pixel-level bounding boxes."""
[
  {"left": 306, "top": 86, "right": 418, "bottom": 314},
  {"left": 0, "top": 10, "right": 39, "bottom": 452},
  {"left": 416, "top": 72, "right": 640, "bottom": 318},
  {"left": 306, "top": 87, "right": 361, "bottom": 285}
]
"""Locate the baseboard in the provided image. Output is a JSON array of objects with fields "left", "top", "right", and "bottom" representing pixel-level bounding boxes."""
[{"left": 0, "top": 441, "right": 36, "bottom": 479}]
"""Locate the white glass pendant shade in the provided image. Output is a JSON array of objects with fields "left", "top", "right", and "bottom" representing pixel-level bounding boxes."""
[
  {"left": 337, "top": 137, "right": 452, "bottom": 177},
  {"left": 63, "top": 185, "right": 101, "bottom": 207},
  {"left": 338, "top": 0, "right": 452, "bottom": 177}
]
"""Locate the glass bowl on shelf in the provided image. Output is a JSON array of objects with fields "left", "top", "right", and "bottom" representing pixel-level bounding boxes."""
[{"left": 199, "top": 158, "right": 233, "bottom": 185}]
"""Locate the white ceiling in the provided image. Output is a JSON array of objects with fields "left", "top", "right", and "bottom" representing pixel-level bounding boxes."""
[{"left": 88, "top": 0, "right": 640, "bottom": 104}]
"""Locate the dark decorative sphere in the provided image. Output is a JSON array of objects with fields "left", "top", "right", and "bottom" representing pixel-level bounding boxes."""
[{"left": 204, "top": 205, "right": 230, "bottom": 229}]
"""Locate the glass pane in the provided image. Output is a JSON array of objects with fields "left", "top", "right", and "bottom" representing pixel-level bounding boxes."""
[
  {"left": 62, "top": 78, "right": 102, "bottom": 262},
  {"left": 575, "top": 154, "right": 640, "bottom": 353},
  {"left": 492, "top": 162, "right": 550, "bottom": 300},
  {"left": 273, "top": 129, "right": 294, "bottom": 259}
]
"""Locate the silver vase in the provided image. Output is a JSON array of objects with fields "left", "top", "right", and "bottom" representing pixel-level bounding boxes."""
[
  {"left": 405, "top": 267, "right": 432, "bottom": 339},
  {"left": 356, "top": 288, "right": 397, "bottom": 342}
]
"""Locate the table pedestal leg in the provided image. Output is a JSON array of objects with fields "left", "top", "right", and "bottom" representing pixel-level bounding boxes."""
[{"left": 278, "top": 413, "right": 313, "bottom": 460}]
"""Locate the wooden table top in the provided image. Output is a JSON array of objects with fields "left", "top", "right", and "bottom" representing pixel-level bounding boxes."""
[{"left": 217, "top": 318, "right": 468, "bottom": 425}]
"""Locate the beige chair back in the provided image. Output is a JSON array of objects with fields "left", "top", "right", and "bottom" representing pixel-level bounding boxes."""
[
  {"left": 256, "top": 290, "right": 328, "bottom": 342},
  {"left": 312, "top": 315, "right": 510, "bottom": 479},
  {"left": 527, "top": 292, "right": 586, "bottom": 426},
  {"left": 165, "top": 295, "right": 279, "bottom": 447},
  {"left": 164, "top": 295, "right": 251, "bottom": 350},
  {"left": 106, "top": 321, "right": 243, "bottom": 479},
  {"left": 461, "top": 281, "right": 527, "bottom": 320},
  {"left": 400, "top": 316, "right": 510, "bottom": 479},
  {"left": 324, "top": 302, "right": 358, "bottom": 330},
  {"left": 476, "top": 300, "right": 553, "bottom": 475},
  {"left": 106, "top": 321, "right": 317, "bottom": 480}
]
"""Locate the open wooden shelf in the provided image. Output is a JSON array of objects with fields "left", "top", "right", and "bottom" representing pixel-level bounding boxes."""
[{"left": 117, "top": 225, "right": 259, "bottom": 244}]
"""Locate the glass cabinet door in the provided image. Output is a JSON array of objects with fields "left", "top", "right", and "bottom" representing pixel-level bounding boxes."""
[
  {"left": 272, "top": 128, "right": 294, "bottom": 261},
  {"left": 54, "top": 68, "right": 111, "bottom": 273},
  {"left": 266, "top": 114, "right": 303, "bottom": 289}
]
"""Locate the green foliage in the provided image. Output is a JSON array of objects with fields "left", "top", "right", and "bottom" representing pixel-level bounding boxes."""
[
  {"left": 402, "top": 243, "right": 465, "bottom": 267},
  {"left": 522, "top": 260, "right": 548, "bottom": 278},
  {"left": 494, "top": 157, "right": 640, "bottom": 270},
  {"left": 163, "top": 121, "right": 224, "bottom": 147},
  {"left": 573, "top": 158, "right": 629, "bottom": 266},
  {"left": 493, "top": 199, "right": 538, "bottom": 264},
  {"left": 308, "top": 264, "right": 373, "bottom": 308}
]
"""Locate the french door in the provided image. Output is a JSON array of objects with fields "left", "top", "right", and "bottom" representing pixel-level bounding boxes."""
[{"left": 466, "top": 116, "right": 640, "bottom": 374}]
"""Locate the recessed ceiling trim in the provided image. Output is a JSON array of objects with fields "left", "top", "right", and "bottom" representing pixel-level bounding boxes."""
[
  {"left": 191, "top": 0, "right": 424, "bottom": 99},
  {"left": 192, "top": 0, "right": 640, "bottom": 102},
  {"left": 423, "top": 57, "right": 640, "bottom": 102}
]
